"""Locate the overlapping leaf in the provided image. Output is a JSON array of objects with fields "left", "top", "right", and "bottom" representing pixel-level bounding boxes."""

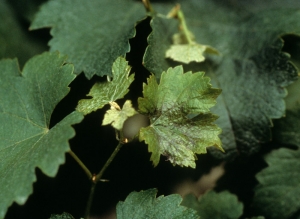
[
  {"left": 0, "top": 52, "right": 83, "bottom": 218},
  {"left": 181, "top": 191, "right": 243, "bottom": 219},
  {"left": 253, "top": 148, "right": 300, "bottom": 219},
  {"left": 30, "top": 0, "right": 145, "bottom": 79},
  {"left": 76, "top": 57, "right": 134, "bottom": 115},
  {"left": 116, "top": 188, "right": 199, "bottom": 219},
  {"left": 138, "top": 66, "right": 222, "bottom": 168},
  {"left": 146, "top": 0, "right": 299, "bottom": 159}
]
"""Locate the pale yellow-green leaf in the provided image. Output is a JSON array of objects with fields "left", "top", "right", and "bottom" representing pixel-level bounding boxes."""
[
  {"left": 76, "top": 57, "right": 134, "bottom": 115},
  {"left": 166, "top": 43, "right": 219, "bottom": 64},
  {"left": 102, "top": 100, "right": 137, "bottom": 130}
]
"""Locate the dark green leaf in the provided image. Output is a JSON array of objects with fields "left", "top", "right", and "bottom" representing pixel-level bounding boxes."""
[
  {"left": 143, "top": 15, "right": 178, "bottom": 80},
  {"left": 138, "top": 66, "right": 222, "bottom": 168},
  {"left": 0, "top": 52, "right": 83, "bottom": 218},
  {"left": 146, "top": 0, "right": 299, "bottom": 159},
  {"left": 253, "top": 148, "right": 300, "bottom": 219},
  {"left": 76, "top": 57, "right": 134, "bottom": 115},
  {"left": 116, "top": 188, "right": 199, "bottom": 219},
  {"left": 30, "top": 0, "right": 146, "bottom": 79},
  {"left": 0, "top": 0, "right": 47, "bottom": 67},
  {"left": 273, "top": 79, "right": 300, "bottom": 146},
  {"left": 181, "top": 191, "right": 243, "bottom": 219}
]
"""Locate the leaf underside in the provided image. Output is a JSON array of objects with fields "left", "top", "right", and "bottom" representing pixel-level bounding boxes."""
[
  {"left": 0, "top": 52, "right": 83, "bottom": 218},
  {"left": 30, "top": 0, "right": 146, "bottom": 79}
]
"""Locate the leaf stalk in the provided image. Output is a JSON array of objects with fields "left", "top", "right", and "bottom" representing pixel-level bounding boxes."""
[
  {"left": 68, "top": 150, "right": 92, "bottom": 179},
  {"left": 177, "top": 9, "right": 193, "bottom": 44}
]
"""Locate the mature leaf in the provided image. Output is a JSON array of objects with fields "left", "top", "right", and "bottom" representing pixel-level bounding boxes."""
[
  {"left": 147, "top": 0, "right": 299, "bottom": 159},
  {"left": 273, "top": 79, "right": 300, "bottom": 146},
  {"left": 30, "top": 0, "right": 145, "bottom": 79},
  {"left": 181, "top": 191, "right": 243, "bottom": 219},
  {"left": 102, "top": 100, "right": 137, "bottom": 130},
  {"left": 0, "top": 0, "right": 46, "bottom": 67},
  {"left": 143, "top": 15, "right": 178, "bottom": 80},
  {"left": 0, "top": 52, "right": 83, "bottom": 218},
  {"left": 138, "top": 66, "right": 222, "bottom": 168},
  {"left": 253, "top": 148, "right": 300, "bottom": 219},
  {"left": 49, "top": 212, "right": 75, "bottom": 219},
  {"left": 116, "top": 188, "right": 199, "bottom": 219},
  {"left": 76, "top": 57, "right": 134, "bottom": 115}
]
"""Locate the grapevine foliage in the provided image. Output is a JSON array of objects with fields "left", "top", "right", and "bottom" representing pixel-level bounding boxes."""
[{"left": 1, "top": 0, "right": 300, "bottom": 219}]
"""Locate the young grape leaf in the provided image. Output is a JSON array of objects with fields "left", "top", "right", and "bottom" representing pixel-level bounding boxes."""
[
  {"left": 253, "top": 148, "right": 300, "bottom": 219},
  {"left": 0, "top": 0, "right": 46, "bottom": 67},
  {"left": 30, "top": 0, "right": 145, "bottom": 79},
  {"left": 165, "top": 9, "right": 219, "bottom": 64},
  {"left": 138, "top": 66, "right": 222, "bottom": 168},
  {"left": 116, "top": 188, "right": 199, "bottom": 219},
  {"left": 76, "top": 57, "right": 134, "bottom": 115},
  {"left": 49, "top": 212, "right": 75, "bottom": 219},
  {"left": 147, "top": 0, "right": 299, "bottom": 159},
  {"left": 166, "top": 44, "right": 219, "bottom": 64},
  {"left": 102, "top": 100, "right": 137, "bottom": 130},
  {"left": 0, "top": 52, "right": 83, "bottom": 218},
  {"left": 181, "top": 191, "right": 243, "bottom": 219}
]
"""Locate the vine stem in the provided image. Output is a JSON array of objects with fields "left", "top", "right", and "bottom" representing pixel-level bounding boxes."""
[
  {"left": 84, "top": 140, "right": 124, "bottom": 219},
  {"left": 142, "top": 0, "right": 154, "bottom": 13},
  {"left": 68, "top": 150, "right": 92, "bottom": 179}
]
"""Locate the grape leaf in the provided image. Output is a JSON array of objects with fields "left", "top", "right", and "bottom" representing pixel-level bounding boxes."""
[
  {"left": 0, "top": 0, "right": 46, "bottom": 67},
  {"left": 76, "top": 57, "right": 134, "bottom": 115},
  {"left": 253, "top": 148, "right": 300, "bottom": 219},
  {"left": 49, "top": 212, "right": 75, "bottom": 219},
  {"left": 116, "top": 188, "right": 199, "bottom": 219},
  {"left": 273, "top": 79, "right": 300, "bottom": 146},
  {"left": 143, "top": 15, "right": 178, "bottom": 80},
  {"left": 102, "top": 100, "right": 137, "bottom": 130},
  {"left": 0, "top": 52, "right": 83, "bottom": 218},
  {"left": 146, "top": 0, "right": 299, "bottom": 159},
  {"left": 30, "top": 0, "right": 145, "bottom": 79},
  {"left": 138, "top": 66, "right": 222, "bottom": 168},
  {"left": 181, "top": 191, "right": 243, "bottom": 219}
]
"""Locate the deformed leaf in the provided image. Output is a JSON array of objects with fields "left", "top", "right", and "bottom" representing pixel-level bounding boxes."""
[
  {"left": 0, "top": 52, "right": 83, "bottom": 218},
  {"left": 76, "top": 57, "right": 134, "bottom": 115},
  {"left": 253, "top": 148, "right": 300, "bottom": 219},
  {"left": 102, "top": 100, "right": 137, "bottom": 130},
  {"left": 138, "top": 66, "right": 223, "bottom": 168},
  {"left": 49, "top": 212, "right": 75, "bottom": 219},
  {"left": 116, "top": 188, "right": 199, "bottom": 219},
  {"left": 181, "top": 191, "right": 243, "bottom": 219},
  {"left": 30, "top": 0, "right": 145, "bottom": 79},
  {"left": 148, "top": 0, "right": 299, "bottom": 159}
]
